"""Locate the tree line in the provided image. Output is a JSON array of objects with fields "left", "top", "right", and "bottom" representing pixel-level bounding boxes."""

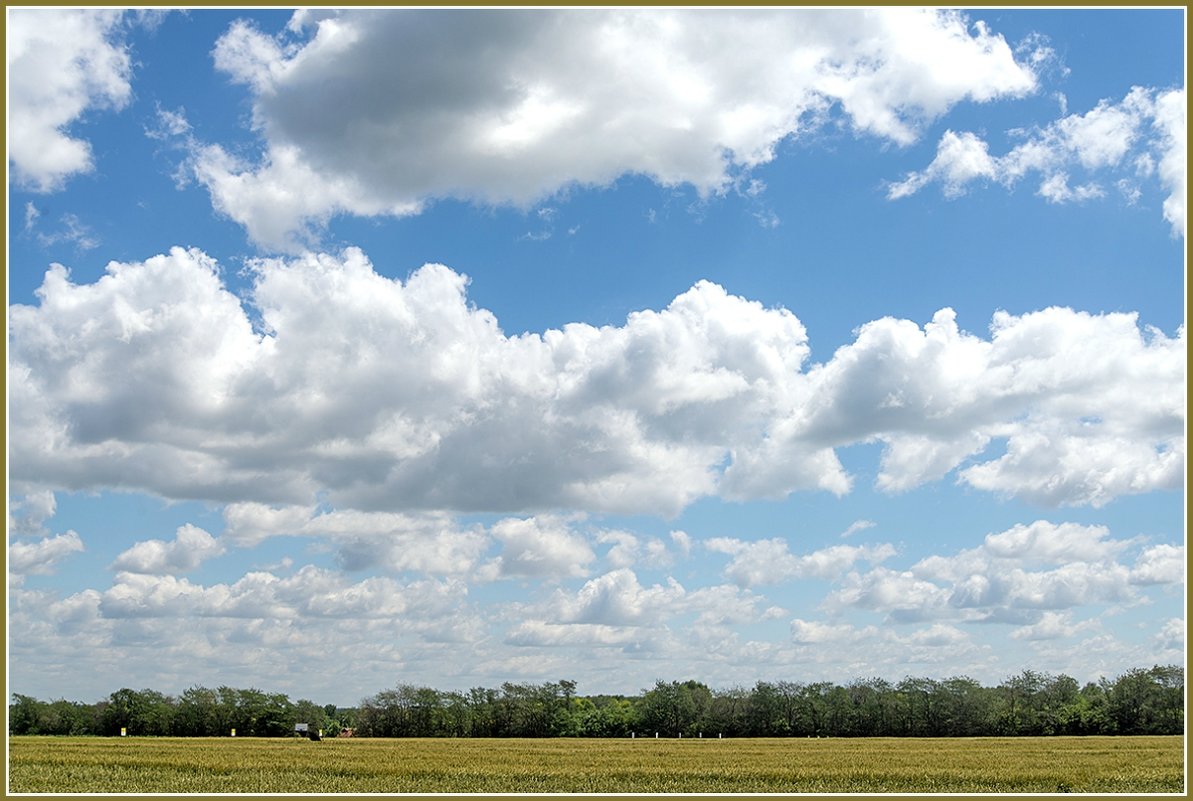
[{"left": 9, "top": 665, "right": 1183, "bottom": 738}]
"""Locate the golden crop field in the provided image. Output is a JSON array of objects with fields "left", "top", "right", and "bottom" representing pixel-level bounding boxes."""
[{"left": 7, "top": 735, "right": 1185, "bottom": 793}]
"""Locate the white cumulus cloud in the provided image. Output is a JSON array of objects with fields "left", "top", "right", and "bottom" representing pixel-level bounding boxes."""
[
  {"left": 9, "top": 248, "right": 1183, "bottom": 517},
  {"left": 1129, "top": 543, "right": 1185, "bottom": 586},
  {"left": 9, "top": 531, "right": 85, "bottom": 576},
  {"left": 553, "top": 568, "right": 685, "bottom": 626},
  {"left": 482, "top": 516, "right": 596, "bottom": 580},
  {"left": 182, "top": 8, "right": 1037, "bottom": 249},
  {"left": 109, "top": 524, "right": 225, "bottom": 575},
  {"left": 800, "top": 306, "right": 1185, "bottom": 507},
  {"left": 7, "top": 9, "right": 132, "bottom": 192}
]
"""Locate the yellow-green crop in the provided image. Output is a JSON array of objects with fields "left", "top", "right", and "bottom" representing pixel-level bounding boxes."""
[{"left": 8, "top": 735, "right": 1184, "bottom": 793}]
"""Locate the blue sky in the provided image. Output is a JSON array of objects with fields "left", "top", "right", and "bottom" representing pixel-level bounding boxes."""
[{"left": 6, "top": 7, "right": 1185, "bottom": 707}]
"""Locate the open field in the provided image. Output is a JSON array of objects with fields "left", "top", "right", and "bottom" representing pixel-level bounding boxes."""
[{"left": 7, "top": 735, "right": 1184, "bottom": 793}]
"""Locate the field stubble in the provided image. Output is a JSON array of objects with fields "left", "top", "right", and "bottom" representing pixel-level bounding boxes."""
[{"left": 7, "top": 734, "right": 1185, "bottom": 793}]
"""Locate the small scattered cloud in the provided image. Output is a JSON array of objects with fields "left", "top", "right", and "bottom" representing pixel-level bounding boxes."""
[
  {"left": 1036, "top": 172, "right": 1104, "bottom": 204},
  {"left": 706, "top": 538, "right": 896, "bottom": 587},
  {"left": 553, "top": 568, "right": 685, "bottom": 626},
  {"left": 145, "top": 104, "right": 193, "bottom": 141},
  {"left": 9, "top": 531, "right": 85, "bottom": 577},
  {"left": 888, "top": 130, "right": 998, "bottom": 199},
  {"left": 94, "top": 565, "right": 469, "bottom": 623},
  {"left": 480, "top": 516, "right": 595, "bottom": 581},
  {"left": 752, "top": 209, "right": 781, "bottom": 229},
  {"left": 1010, "top": 611, "right": 1098, "bottom": 641},
  {"left": 1129, "top": 543, "right": 1185, "bottom": 586},
  {"left": 8, "top": 490, "right": 58, "bottom": 538},
  {"left": 1151, "top": 88, "right": 1185, "bottom": 236},
  {"left": 1153, "top": 618, "right": 1184, "bottom": 652},
  {"left": 670, "top": 530, "right": 692, "bottom": 560},
  {"left": 822, "top": 520, "right": 1183, "bottom": 628},
  {"left": 790, "top": 619, "right": 974, "bottom": 657},
  {"left": 8, "top": 491, "right": 83, "bottom": 582},
  {"left": 27, "top": 212, "right": 100, "bottom": 252},
  {"left": 110, "top": 524, "right": 225, "bottom": 575},
  {"left": 21, "top": 203, "right": 100, "bottom": 250},
  {"left": 840, "top": 520, "right": 876, "bottom": 539},
  {"left": 597, "top": 529, "right": 686, "bottom": 570},
  {"left": 1116, "top": 179, "right": 1142, "bottom": 204},
  {"left": 889, "top": 86, "right": 1187, "bottom": 236}
]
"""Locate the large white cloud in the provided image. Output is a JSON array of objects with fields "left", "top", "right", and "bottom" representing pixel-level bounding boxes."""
[
  {"left": 7, "top": 247, "right": 812, "bottom": 514},
  {"left": 890, "top": 86, "right": 1187, "bottom": 236},
  {"left": 186, "top": 8, "right": 1037, "bottom": 249},
  {"left": 6, "top": 9, "right": 132, "bottom": 192},
  {"left": 794, "top": 306, "right": 1185, "bottom": 507},
  {"left": 9, "top": 248, "right": 1184, "bottom": 515}
]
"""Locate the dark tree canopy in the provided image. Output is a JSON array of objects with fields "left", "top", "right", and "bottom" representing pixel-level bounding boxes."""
[{"left": 10, "top": 665, "right": 1183, "bottom": 738}]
